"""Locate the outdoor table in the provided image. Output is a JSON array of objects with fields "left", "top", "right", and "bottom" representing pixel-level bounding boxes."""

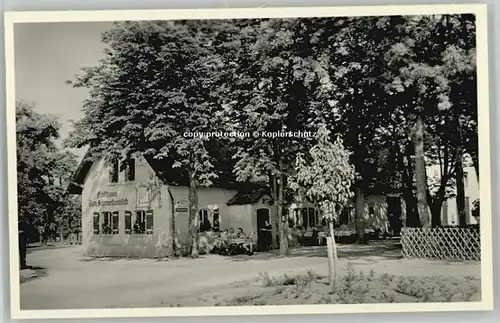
[
  {"left": 230, "top": 238, "right": 246, "bottom": 243},
  {"left": 228, "top": 238, "right": 247, "bottom": 247},
  {"left": 228, "top": 238, "right": 253, "bottom": 253}
]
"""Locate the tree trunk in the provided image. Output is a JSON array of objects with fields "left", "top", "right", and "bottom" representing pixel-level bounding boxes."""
[
  {"left": 326, "top": 219, "right": 338, "bottom": 292},
  {"left": 413, "top": 116, "right": 430, "bottom": 228},
  {"left": 472, "top": 154, "right": 479, "bottom": 182},
  {"left": 428, "top": 177, "right": 449, "bottom": 228},
  {"left": 43, "top": 223, "right": 50, "bottom": 245},
  {"left": 401, "top": 142, "right": 419, "bottom": 227},
  {"left": 39, "top": 227, "right": 44, "bottom": 245},
  {"left": 270, "top": 175, "right": 278, "bottom": 249},
  {"left": 188, "top": 170, "right": 199, "bottom": 258},
  {"left": 403, "top": 190, "right": 418, "bottom": 227},
  {"left": 278, "top": 164, "right": 288, "bottom": 256},
  {"left": 447, "top": 13, "right": 468, "bottom": 228},
  {"left": 352, "top": 121, "right": 366, "bottom": 243},
  {"left": 354, "top": 187, "right": 365, "bottom": 243},
  {"left": 455, "top": 114, "right": 467, "bottom": 228},
  {"left": 400, "top": 197, "right": 407, "bottom": 228},
  {"left": 430, "top": 200, "right": 443, "bottom": 227},
  {"left": 19, "top": 222, "right": 27, "bottom": 269},
  {"left": 166, "top": 191, "right": 175, "bottom": 257}
]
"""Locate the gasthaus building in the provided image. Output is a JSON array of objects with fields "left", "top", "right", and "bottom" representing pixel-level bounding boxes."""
[
  {"left": 68, "top": 150, "right": 480, "bottom": 259},
  {"left": 67, "top": 151, "right": 403, "bottom": 258},
  {"left": 67, "top": 153, "right": 288, "bottom": 258}
]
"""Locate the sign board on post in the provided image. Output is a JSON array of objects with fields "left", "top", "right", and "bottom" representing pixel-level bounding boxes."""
[{"left": 175, "top": 200, "right": 189, "bottom": 215}]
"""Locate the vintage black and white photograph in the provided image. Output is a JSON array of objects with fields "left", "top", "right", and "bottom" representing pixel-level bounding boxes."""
[{"left": 5, "top": 4, "right": 493, "bottom": 319}]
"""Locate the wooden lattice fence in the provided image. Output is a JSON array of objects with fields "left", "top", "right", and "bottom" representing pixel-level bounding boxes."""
[{"left": 401, "top": 227, "right": 480, "bottom": 261}]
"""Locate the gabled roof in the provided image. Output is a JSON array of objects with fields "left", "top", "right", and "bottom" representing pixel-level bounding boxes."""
[
  {"left": 67, "top": 151, "right": 393, "bottom": 201},
  {"left": 226, "top": 187, "right": 272, "bottom": 206},
  {"left": 66, "top": 151, "right": 93, "bottom": 194},
  {"left": 66, "top": 151, "right": 267, "bottom": 196}
]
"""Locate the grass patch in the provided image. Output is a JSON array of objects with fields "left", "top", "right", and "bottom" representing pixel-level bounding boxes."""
[
  {"left": 259, "top": 270, "right": 323, "bottom": 287},
  {"left": 209, "top": 263, "right": 481, "bottom": 306},
  {"left": 393, "top": 276, "right": 480, "bottom": 302}
]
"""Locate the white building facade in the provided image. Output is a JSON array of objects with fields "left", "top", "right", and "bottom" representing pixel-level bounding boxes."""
[{"left": 426, "top": 165, "right": 479, "bottom": 226}]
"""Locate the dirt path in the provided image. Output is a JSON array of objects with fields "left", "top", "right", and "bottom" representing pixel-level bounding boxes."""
[{"left": 20, "top": 243, "right": 481, "bottom": 309}]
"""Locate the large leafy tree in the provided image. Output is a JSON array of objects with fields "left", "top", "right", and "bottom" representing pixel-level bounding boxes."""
[
  {"left": 439, "top": 14, "right": 477, "bottom": 227},
  {"left": 425, "top": 120, "right": 458, "bottom": 226},
  {"left": 218, "top": 18, "right": 328, "bottom": 254},
  {"left": 363, "top": 16, "right": 438, "bottom": 229},
  {"left": 290, "top": 125, "right": 356, "bottom": 291},
  {"left": 66, "top": 15, "right": 480, "bottom": 266},
  {"left": 17, "top": 101, "right": 59, "bottom": 241},
  {"left": 220, "top": 14, "right": 479, "bottom": 239},
  {"left": 48, "top": 151, "right": 81, "bottom": 240},
  {"left": 308, "top": 16, "right": 415, "bottom": 235},
  {"left": 320, "top": 14, "right": 478, "bottom": 231},
  {"left": 381, "top": 14, "right": 477, "bottom": 228},
  {"left": 67, "top": 20, "right": 233, "bottom": 257},
  {"left": 17, "top": 102, "right": 80, "bottom": 244}
]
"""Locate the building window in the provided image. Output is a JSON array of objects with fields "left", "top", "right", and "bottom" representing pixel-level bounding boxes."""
[
  {"left": 307, "top": 208, "right": 316, "bottom": 227},
  {"left": 301, "top": 208, "right": 308, "bottom": 228},
  {"left": 102, "top": 212, "right": 112, "bottom": 234},
  {"left": 134, "top": 210, "right": 145, "bottom": 234},
  {"left": 300, "top": 207, "right": 319, "bottom": 229},
  {"left": 199, "top": 209, "right": 211, "bottom": 232},
  {"left": 112, "top": 211, "right": 119, "bottom": 234},
  {"left": 287, "top": 209, "right": 295, "bottom": 228},
  {"left": 293, "top": 209, "right": 300, "bottom": 227},
  {"left": 146, "top": 210, "right": 154, "bottom": 234},
  {"left": 369, "top": 205, "right": 375, "bottom": 217},
  {"left": 125, "top": 211, "right": 132, "bottom": 234},
  {"left": 213, "top": 208, "right": 220, "bottom": 232},
  {"left": 109, "top": 159, "right": 119, "bottom": 183},
  {"left": 134, "top": 210, "right": 153, "bottom": 234},
  {"left": 93, "top": 213, "right": 100, "bottom": 234},
  {"left": 101, "top": 211, "right": 119, "bottom": 234},
  {"left": 340, "top": 207, "right": 352, "bottom": 225},
  {"left": 125, "top": 158, "right": 136, "bottom": 182}
]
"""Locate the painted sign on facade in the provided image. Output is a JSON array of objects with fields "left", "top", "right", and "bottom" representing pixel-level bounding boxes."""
[{"left": 88, "top": 191, "right": 128, "bottom": 207}]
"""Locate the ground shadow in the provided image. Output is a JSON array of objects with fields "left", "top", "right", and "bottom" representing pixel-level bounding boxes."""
[
  {"left": 74, "top": 241, "right": 401, "bottom": 263},
  {"left": 227, "top": 240, "right": 402, "bottom": 262},
  {"left": 79, "top": 255, "right": 210, "bottom": 262},
  {"left": 26, "top": 244, "right": 74, "bottom": 254}
]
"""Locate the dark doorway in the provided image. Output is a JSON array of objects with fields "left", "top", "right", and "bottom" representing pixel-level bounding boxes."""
[
  {"left": 257, "top": 208, "right": 270, "bottom": 227},
  {"left": 256, "top": 208, "right": 271, "bottom": 251},
  {"left": 386, "top": 196, "right": 402, "bottom": 236}
]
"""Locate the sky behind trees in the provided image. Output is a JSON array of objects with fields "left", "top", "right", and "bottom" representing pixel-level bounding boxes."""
[{"left": 14, "top": 22, "right": 112, "bottom": 160}]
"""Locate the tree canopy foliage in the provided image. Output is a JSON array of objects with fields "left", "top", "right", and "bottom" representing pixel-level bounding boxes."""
[
  {"left": 17, "top": 102, "right": 81, "bottom": 243},
  {"left": 290, "top": 124, "right": 356, "bottom": 289},
  {"left": 65, "top": 14, "right": 479, "bottom": 255}
]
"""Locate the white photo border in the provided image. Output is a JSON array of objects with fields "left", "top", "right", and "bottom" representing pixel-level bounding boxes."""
[{"left": 4, "top": 4, "right": 493, "bottom": 319}]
